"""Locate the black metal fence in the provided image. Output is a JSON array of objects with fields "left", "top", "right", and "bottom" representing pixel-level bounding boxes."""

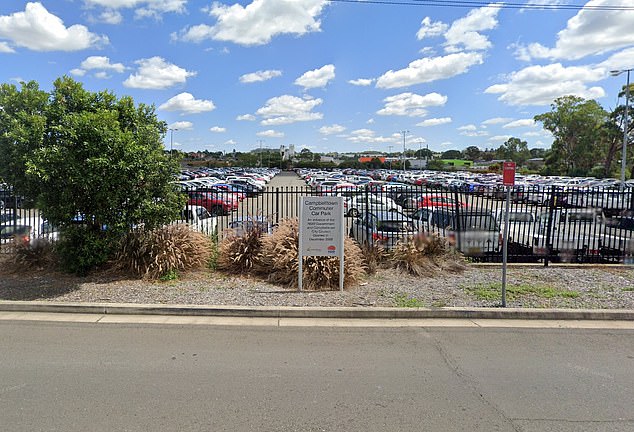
[{"left": 3, "top": 181, "right": 634, "bottom": 265}]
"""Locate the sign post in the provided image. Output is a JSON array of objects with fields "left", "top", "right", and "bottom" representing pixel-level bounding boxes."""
[
  {"left": 501, "top": 161, "right": 516, "bottom": 307},
  {"left": 298, "top": 196, "right": 345, "bottom": 291}
]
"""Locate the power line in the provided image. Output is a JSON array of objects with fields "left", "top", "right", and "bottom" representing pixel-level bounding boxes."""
[{"left": 327, "top": 0, "right": 634, "bottom": 12}]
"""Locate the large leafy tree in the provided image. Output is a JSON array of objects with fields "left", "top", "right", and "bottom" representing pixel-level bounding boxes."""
[
  {"left": 0, "top": 77, "right": 183, "bottom": 272},
  {"left": 534, "top": 96, "right": 608, "bottom": 176},
  {"left": 496, "top": 137, "right": 531, "bottom": 165}
]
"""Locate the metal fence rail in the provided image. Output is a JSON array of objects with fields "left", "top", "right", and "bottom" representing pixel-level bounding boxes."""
[{"left": 3, "top": 180, "right": 634, "bottom": 265}]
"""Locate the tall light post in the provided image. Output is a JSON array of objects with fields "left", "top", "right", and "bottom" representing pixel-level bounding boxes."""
[
  {"left": 611, "top": 68, "right": 632, "bottom": 191},
  {"left": 168, "top": 128, "right": 178, "bottom": 158},
  {"left": 400, "top": 130, "right": 409, "bottom": 171},
  {"left": 388, "top": 145, "right": 393, "bottom": 169}
]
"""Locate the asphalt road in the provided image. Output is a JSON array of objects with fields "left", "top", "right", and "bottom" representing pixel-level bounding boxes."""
[{"left": 2, "top": 320, "right": 634, "bottom": 431}]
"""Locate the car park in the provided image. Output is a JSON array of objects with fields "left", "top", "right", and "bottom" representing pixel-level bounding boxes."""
[{"left": 343, "top": 194, "right": 403, "bottom": 217}]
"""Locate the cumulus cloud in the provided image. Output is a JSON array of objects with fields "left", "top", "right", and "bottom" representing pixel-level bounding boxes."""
[
  {"left": 0, "top": 2, "right": 108, "bottom": 52},
  {"left": 257, "top": 129, "right": 284, "bottom": 138},
  {"left": 236, "top": 114, "right": 256, "bottom": 121},
  {"left": 256, "top": 95, "right": 323, "bottom": 125},
  {"left": 319, "top": 124, "right": 346, "bottom": 135},
  {"left": 485, "top": 63, "right": 605, "bottom": 106},
  {"left": 123, "top": 57, "right": 196, "bottom": 89},
  {"left": 443, "top": 5, "right": 501, "bottom": 53},
  {"left": 347, "top": 129, "right": 397, "bottom": 144},
  {"left": 0, "top": 41, "right": 14, "bottom": 53},
  {"left": 168, "top": 121, "right": 193, "bottom": 130},
  {"left": 84, "top": 0, "right": 187, "bottom": 19},
  {"left": 481, "top": 117, "right": 512, "bottom": 126},
  {"left": 175, "top": 0, "right": 327, "bottom": 46},
  {"left": 159, "top": 93, "right": 215, "bottom": 114},
  {"left": 295, "top": 64, "right": 335, "bottom": 89},
  {"left": 348, "top": 78, "right": 374, "bottom": 86},
  {"left": 416, "top": 117, "right": 452, "bottom": 127},
  {"left": 239, "top": 69, "right": 282, "bottom": 83},
  {"left": 503, "top": 119, "right": 536, "bottom": 129},
  {"left": 514, "top": 0, "right": 634, "bottom": 61},
  {"left": 209, "top": 126, "right": 226, "bottom": 133},
  {"left": 76, "top": 56, "right": 126, "bottom": 75},
  {"left": 377, "top": 92, "right": 447, "bottom": 117},
  {"left": 375, "top": 52, "right": 484, "bottom": 89},
  {"left": 416, "top": 17, "right": 448, "bottom": 40},
  {"left": 98, "top": 10, "right": 123, "bottom": 24}
]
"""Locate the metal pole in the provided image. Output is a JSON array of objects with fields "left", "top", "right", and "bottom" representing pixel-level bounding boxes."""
[
  {"left": 621, "top": 70, "right": 630, "bottom": 192},
  {"left": 501, "top": 185, "right": 511, "bottom": 307},
  {"left": 400, "top": 130, "right": 409, "bottom": 171}
]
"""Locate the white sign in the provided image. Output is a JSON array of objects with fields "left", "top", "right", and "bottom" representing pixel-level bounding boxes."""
[
  {"left": 300, "top": 196, "right": 344, "bottom": 256},
  {"left": 298, "top": 196, "right": 345, "bottom": 291}
]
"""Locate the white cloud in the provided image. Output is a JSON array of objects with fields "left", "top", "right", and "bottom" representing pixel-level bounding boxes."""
[
  {"left": 416, "top": 117, "right": 452, "bottom": 127},
  {"left": 503, "top": 119, "right": 536, "bottom": 129},
  {"left": 514, "top": 0, "right": 634, "bottom": 61},
  {"left": 175, "top": 0, "right": 327, "bottom": 46},
  {"left": 209, "top": 126, "right": 226, "bottom": 133},
  {"left": 348, "top": 78, "right": 374, "bottom": 86},
  {"left": 168, "top": 121, "right": 193, "bottom": 130},
  {"left": 0, "top": 2, "right": 108, "bottom": 52},
  {"left": 239, "top": 69, "right": 282, "bottom": 83},
  {"left": 295, "top": 64, "right": 335, "bottom": 89},
  {"left": 489, "top": 135, "right": 512, "bottom": 143},
  {"left": 94, "top": 71, "right": 109, "bottom": 79},
  {"left": 375, "top": 52, "right": 484, "bottom": 89},
  {"left": 84, "top": 0, "right": 187, "bottom": 18},
  {"left": 481, "top": 117, "right": 512, "bottom": 126},
  {"left": 416, "top": 17, "right": 447, "bottom": 41},
  {"left": 257, "top": 129, "right": 284, "bottom": 138},
  {"left": 485, "top": 63, "right": 605, "bottom": 106},
  {"left": 70, "top": 68, "right": 86, "bottom": 76},
  {"left": 319, "top": 124, "right": 346, "bottom": 135},
  {"left": 256, "top": 95, "right": 323, "bottom": 125},
  {"left": 236, "top": 114, "right": 256, "bottom": 121},
  {"left": 123, "top": 57, "right": 196, "bottom": 89},
  {"left": 377, "top": 92, "right": 447, "bottom": 117},
  {"left": 443, "top": 5, "right": 501, "bottom": 53},
  {"left": 81, "top": 56, "right": 126, "bottom": 73},
  {"left": 159, "top": 92, "right": 215, "bottom": 114},
  {"left": 98, "top": 10, "right": 123, "bottom": 24},
  {"left": 0, "top": 41, "right": 14, "bottom": 53},
  {"left": 347, "top": 129, "right": 397, "bottom": 144},
  {"left": 458, "top": 124, "right": 477, "bottom": 131},
  {"left": 597, "top": 47, "right": 634, "bottom": 75}
]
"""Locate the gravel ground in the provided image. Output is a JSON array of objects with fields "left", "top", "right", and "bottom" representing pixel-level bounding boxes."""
[{"left": 1, "top": 263, "right": 634, "bottom": 309}]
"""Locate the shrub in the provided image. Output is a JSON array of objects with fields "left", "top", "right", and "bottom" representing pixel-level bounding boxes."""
[
  {"left": 8, "top": 238, "right": 56, "bottom": 270},
  {"left": 256, "top": 218, "right": 366, "bottom": 290},
  {"left": 360, "top": 242, "right": 390, "bottom": 275},
  {"left": 115, "top": 224, "right": 213, "bottom": 280},
  {"left": 389, "top": 232, "right": 467, "bottom": 277},
  {"left": 217, "top": 226, "right": 264, "bottom": 274},
  {"left": 55, "top": 226, "right": 116, "bottom": 276}
]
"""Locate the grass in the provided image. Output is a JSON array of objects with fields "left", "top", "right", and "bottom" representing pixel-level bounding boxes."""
[
  {"left": 622, "top": 287, "right": 634, "bottom": 292},
  {"left": 394, "top": 294, "right": 425, "bottom": 308},
  {"left": 159, "top": 269, "right": 179, "bottom": 282},
  {"left": 467, "top": 283, "right": 580, "bottom": 301}
]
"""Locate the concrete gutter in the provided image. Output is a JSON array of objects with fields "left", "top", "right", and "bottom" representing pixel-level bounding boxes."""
[{"left": 1, "top": 301, "right": 633, "bottom": 321}]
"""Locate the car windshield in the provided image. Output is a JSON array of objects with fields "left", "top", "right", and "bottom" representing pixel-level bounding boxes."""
[
  {"left": 458, "top": 215, "right": 499, "bottom": 231},
  {"left": 376, "top": 220, "right": 414, "bottom": 232}
]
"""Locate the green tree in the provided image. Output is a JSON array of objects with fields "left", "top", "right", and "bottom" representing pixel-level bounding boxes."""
[
  {"left": 534, "top": 95, "right": 608, "bottom": 176},
  {"left": 496, "top": 137, "right": 531, "bottom": 165},
  {"left": 441, "top": 149, "right": 462, "bottom": 159},
  {"left": 461, "top": 146, "right": 481, "bottom": 161},
  {"left": 0, "top": 77, "right": 183, "bottom": 274}
]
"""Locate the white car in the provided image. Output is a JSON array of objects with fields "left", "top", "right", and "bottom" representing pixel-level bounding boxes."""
[{"left": 344, "top": 194, "right": 402, "bottom": 217}]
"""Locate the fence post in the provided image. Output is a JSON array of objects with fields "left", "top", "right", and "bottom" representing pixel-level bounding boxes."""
[
  {"left": 275, "top": 187, "right": 280, "bottom": 225},
  {"left": 544, "top": 185, "right": 557, "bottom": 267}
]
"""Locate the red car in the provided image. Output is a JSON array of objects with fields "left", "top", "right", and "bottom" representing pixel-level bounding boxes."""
[
  {"left": 417, "top": 194, "right": 467, "bottom": 209},
  {"left": 187, "top": 191, "right": 238, "bottom": 216}
]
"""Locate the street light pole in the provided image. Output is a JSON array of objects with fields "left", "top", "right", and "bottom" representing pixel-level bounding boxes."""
[
  {"left": 168, "top": 128, "right": 178, "bottom": 158},
  {"left": 388, "top": 145, "right": 393, "bottom": 169},
  {"left": 400, "top": 130, "right": 409, "bottom": 171},
  {"left": 611, "top": 68, "right": 632, "bottom": 191}
]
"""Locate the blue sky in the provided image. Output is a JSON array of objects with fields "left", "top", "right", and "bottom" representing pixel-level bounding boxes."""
[{"left": 1, "top": 0, "right": 633, "bottom": 155}]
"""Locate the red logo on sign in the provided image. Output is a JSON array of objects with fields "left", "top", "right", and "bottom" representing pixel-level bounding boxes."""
[{"left": 327, "top": 245, "right": 336, "bottom": 251}]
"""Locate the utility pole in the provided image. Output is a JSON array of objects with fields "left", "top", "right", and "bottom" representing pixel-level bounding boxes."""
[
  {"left": 257, "top": 139, "right": 264, "bottom": 167},
  {"left": 400, "top": 130, "right": 409, "bottom": 171},
  {"left": 168, "top": 128, "right": 178, "bottom": 158},
  {"left": 388, "top": 145, "right": 393, "bottom": 169}
]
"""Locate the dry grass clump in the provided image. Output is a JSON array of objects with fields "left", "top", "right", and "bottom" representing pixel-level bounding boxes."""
[
  {"left": 217, "top": 226, "right": 264, "bottom": 274},
  {"left": 361, "top": 242, "right": 390, "bottom": 275},
  {"left": 115, "top": 224, "right": 213, "bottom": 280},
  {"left": 390, "top": 232, "right": 467, "bottom": 277},
  {"left": 7, "top": 238, "right": 56, "bottom": 270},
  {"left": 255, "top": 218, "right": 366, "bottom": 290}
]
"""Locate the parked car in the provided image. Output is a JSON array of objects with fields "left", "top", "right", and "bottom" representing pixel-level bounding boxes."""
[
  {"left": 187, "top": 191, "right": 238, "bottom": 216},
  {"left": 226, "top": 216, "right": 275, "bottom": 237},
  {"left": 176, "top": 205, "right": 218, "bottom": 236},
  {"left": 0, "top": 224, "right": 31, "bottom": 245},
  {"left": 413, "top": 208, "right": 501, "bottom": 256},
  {"left": 343, "top": 194, "right": 402, "bottom": 217},
  {"left": 417, "top": 193, "right": 467, "bottom": 209},
  {"left": 349, "top": 211, "right": 417, "bottom": 249}
]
